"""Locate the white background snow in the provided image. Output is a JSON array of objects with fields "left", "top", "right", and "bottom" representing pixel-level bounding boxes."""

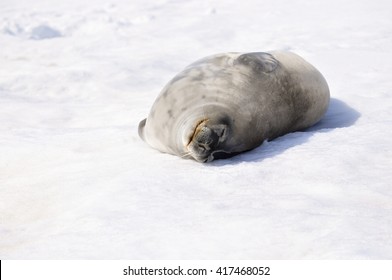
[{"left": 1, "top": 0, "right": 392, "bottom": 259}]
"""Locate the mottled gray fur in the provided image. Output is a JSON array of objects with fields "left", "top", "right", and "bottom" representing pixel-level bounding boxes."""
[{"left": 139, "top": 51, "right": 330, "bottom": 162}]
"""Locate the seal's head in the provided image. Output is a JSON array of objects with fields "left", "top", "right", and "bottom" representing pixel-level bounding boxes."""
[{"left": 186, "top": 119, "right": 231, "bottom": 163}]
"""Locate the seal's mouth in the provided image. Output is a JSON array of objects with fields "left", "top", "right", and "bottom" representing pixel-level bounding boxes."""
[
  {"left": 191, "top": 153, "right": 214, "bottom": 163},
  {"left": 190, "top": 150, "right": 234, "bottom": 163}
]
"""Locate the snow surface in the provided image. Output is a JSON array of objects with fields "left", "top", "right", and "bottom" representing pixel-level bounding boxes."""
[{"left": 1, "top": 0, "right": 392, "bottom": 259}]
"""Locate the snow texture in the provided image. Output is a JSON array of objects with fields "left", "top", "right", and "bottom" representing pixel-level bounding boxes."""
[{"left": 1, "top": 0, "right": 392, "bottom": 259}]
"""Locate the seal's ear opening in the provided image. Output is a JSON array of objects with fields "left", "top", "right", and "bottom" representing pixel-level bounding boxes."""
[
  {"left": 210, "top": 124, "right": 228, "bottom": 143},
  {"left": 138, "top": 118, "right": 147, "bottom": 141}
]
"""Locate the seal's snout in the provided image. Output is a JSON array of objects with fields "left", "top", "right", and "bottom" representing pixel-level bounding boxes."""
[
  {"left": 187, "top": 121, "right": 229, "bottom": 162},
  {"left": 187, "top": 126, "right": 218, "bottom": 162},
  {"left": 194, "top": 127, "right": 218, "bottom": 150}
]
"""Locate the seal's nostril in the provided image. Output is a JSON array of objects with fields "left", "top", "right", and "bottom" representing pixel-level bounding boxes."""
[{"left": 198, "top": 144, "right": 206, "bottom": 151}]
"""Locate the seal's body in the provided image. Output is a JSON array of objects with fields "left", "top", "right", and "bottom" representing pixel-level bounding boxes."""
[{"left": 139, "top": 51, "right": 330, "bottom": 162}]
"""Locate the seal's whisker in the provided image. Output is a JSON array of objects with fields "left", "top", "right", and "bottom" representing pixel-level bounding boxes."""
[{"left": 180, "top": 152, "right": 192, "bottom": 158}]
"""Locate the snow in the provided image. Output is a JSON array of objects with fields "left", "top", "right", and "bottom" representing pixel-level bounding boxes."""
[{"left": 1, "top": 0, "right": 392, "bottom": 259}]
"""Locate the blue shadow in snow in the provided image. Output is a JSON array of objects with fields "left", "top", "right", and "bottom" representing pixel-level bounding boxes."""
[{"left": 306, "top": 98, "right": 361, "bottom": 131}]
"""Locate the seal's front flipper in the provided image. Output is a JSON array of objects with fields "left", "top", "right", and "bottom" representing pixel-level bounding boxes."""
[
  {"left": 138, "top": 118, "right": 147, "bottom": 141},
  {"left": 235, "top": 52, "right": 279, "bottom": 73}
]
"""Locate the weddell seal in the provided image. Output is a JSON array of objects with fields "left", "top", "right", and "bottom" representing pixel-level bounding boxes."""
[{"left": 138, "top": 51, "right": 330, "bottom": 162}]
